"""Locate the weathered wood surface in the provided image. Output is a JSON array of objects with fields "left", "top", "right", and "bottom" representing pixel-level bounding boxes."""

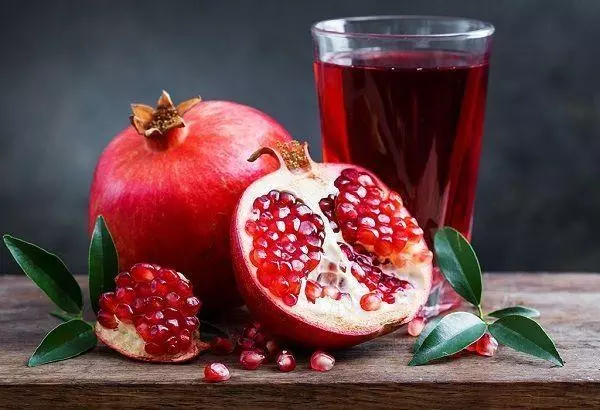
[{"left": 1, "top": 273, "right": 599, "bottom": 408}]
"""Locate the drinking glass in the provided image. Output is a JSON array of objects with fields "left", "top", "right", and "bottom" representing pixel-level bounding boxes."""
[{"left": 312, "top": 16, "right": 494, "bottom": 313}]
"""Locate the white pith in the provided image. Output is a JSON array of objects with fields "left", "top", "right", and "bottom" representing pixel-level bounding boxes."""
[
  {"left": 94, "top": 271, "right": 202, "bottom": 363},
  {"left": 235, "top": 160, "right": 432, "bottom": 334}
]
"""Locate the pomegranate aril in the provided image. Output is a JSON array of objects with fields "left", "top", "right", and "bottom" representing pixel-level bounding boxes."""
[
  {"left": 149, "top": 324, "right": 170, "bottom": 343},
  {"left": 158, "top": 268, "right": 179, "bottom": 284},
  {"left": 211, "top": 337, "right": 235, "bottom": 355},
  {"left": 165, "top": 318, "right": 180, "bottom": 331},
  {"left": 276, "top": 350, "right": 296, "bottom": 372},
  {"left": 115, "top": 272, "right": 133, "bottom": 287},
  {"left": 114, "top": 304, "right": 134, "bottom": 323},
  {"left": 145, "top": 342, "right": 165, "bottom": 355},
  {"left": 99, "top": 292, "right": 117, "bottom": 312},
  {"left": 176, "top": 281, "right": 193, "bottom": 297},
  {"left": 165, "top": 336, "right": 180, "bottom": 355},
  {"left": 181, "top": 296, "right": 202, "bottom": 316},
  {"left": 135, "top": 322, "right": 152, "bottom": 342},
  {"left": 264, "top": 339, "right": 279, "bottom": 356},
  {"left": 360, "top": 292, "right": 382, "bottom": 311},
  {"left": 322, "top": 286, "right": 340, "bottom": 300},
  {"left": 179, "top": 329, "right": 192, "bottom": 349},
  {"left": 475, "top": 333, "right": 498, "bottom": 357},
  {"left": 305, "top": 280, "right": 322, "bottom": 302},
  {"left": 408, "top": 316, "right": 425, "bottom": 337},
  {"left": 204, "top": 363, "right": 231, "bottom": 383},
  {"left": 237, "top": 337, "right": 255, "bottom": 351},
  {"left": 130, "top": 263, "right": 156, "bottom": 282},
  {"left": 146, "top": 296, "right": 164, "bottom": 311},
  {"left": 166, "top": 292, "right": 181, "bottom": 307},
  {"left": 282, "top": 293, "right": 298, "bottom": 306},
  {"left": 136, "top": 282, "right": 153, "bottom": 297},
  {"left": 116, "top": 287, "right": 136, "bottom": 304},
  {"left": 239, "top": 350, "right": 266, "bottom": 370},
  {"left": 151, "top": 279, "right": 170, "bottom": 296},
  {"left": 310, "top": 351, "right": 335, "bottom": 372},
  {"left": 183, "top": 316, "right": 200, "bottom": 331},
  {"left": 97, "top": 309, "right": 118, "bottom": 329}
]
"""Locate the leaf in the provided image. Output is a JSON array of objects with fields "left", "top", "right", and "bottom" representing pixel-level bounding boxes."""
[
  {"left": 3, "top": 235, "right": 82, "bottom": 314},
  {"left": 412, "top": 315, "right": 442, "bottom": 353},
  {"left": 409, "top": 312, "right": 487, "bottom": 366},
  {"left": 434, "top": 227, "right": 482, "bottom": 306},
  {"left": 28, "top": 319, "right": 97, "bottom": 367},
  {"left": 88, "top": 216, "right": 119, "bottom": 313},
  {"left": 50, "top": 310, "right": 80, "bottom": 322},
  {"left": 488, "top": 306, "right": 540, "bottom": 319},
  {"left": 489, "top": 315, "right": 564, "bottom": 367}
]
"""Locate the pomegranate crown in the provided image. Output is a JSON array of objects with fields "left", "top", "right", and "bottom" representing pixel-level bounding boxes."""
[
  {"left": 248, "top": 140, "right": 312, "bottom": 173},
  {"left": 129, "top": 90, "right": 201, "bottom": 138}
]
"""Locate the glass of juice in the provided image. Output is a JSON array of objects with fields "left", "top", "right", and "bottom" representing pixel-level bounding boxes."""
[{"left": 312, "top": 16, "right": 494, "bottom": 314}]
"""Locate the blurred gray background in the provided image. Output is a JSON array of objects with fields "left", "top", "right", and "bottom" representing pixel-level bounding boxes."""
[{"left": 1, "top": 0, "right": 598, "bottom": 275}]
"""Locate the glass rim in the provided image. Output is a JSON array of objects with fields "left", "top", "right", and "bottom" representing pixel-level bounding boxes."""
[{"left": 311, "top": 15, "right": 495, "bottom": 40}]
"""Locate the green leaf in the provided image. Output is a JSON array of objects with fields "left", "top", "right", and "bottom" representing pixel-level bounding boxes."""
[
  {"left": 50, "top": 310, "right": 80, "bottom": 322},
  {"left": 88, "top": 216, "right": 119, "bottom": 313},
  {"left": 412, "top": 315, "right": 442, "bottom": 353},
  {"left": 409, "top": 312, "right": 487, "bottom": 366},
  {"left": 3, "top": 235, "right": 82, "bottom": 314},
  {"left": 488, "top": 306, "right": 540, "bottom": 319},
  {"left": 28, "top": 320, "right": 97, "bottom": 367},
  {"left": 489, "top": 315, "right": 564, "bottom": 367},
  {"left": 434, "top": 227, "right": 482, "bottom": 306}
]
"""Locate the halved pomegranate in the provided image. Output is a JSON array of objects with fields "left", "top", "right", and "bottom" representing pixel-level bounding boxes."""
[
  {"left": 95, "top": 263, "right": 208, "bottom": 362},
  {"left": 231, "top": 141, "right": 432, "bottom": 348}
]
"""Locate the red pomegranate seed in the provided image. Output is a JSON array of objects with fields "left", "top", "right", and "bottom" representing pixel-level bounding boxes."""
[
  {"left": 115, "top": 272, "right": 133, "bottom": 287},
  {"left": 322, "top": 286, "right": 340, "bottom": 299},
  {"left": 99, "top": 292, "right": 117, "bottom": 312},
  {"left": 239, "top": 350, "right": 266, "bottom": 370},
  {"left": 237, "top": 337, "right": 255, "bottom": 351},
  {"left": 204, "top": 363, "right": 231, "bottom": 383},
  {"left": 97, "top": 309, "right": 118, "bottom": 329},
  {"left": 360, "top": 292, "right": 382, "bottom": 311},
  {"left": 282, "top": 293, "right": 298, "bottom": 306},
  {"left": 244, "top": 326, "right": 259, "bottom": 339},
  {"left": 115, "top": 287, "right": 136, "bottom": 304},
  {"left": 407, "top": 316, "right": 425, "bottom": 337},
  {"left": 305, "top": 280, "right": 322, "bottom": 303},
  {"left": 114, "top": 304, "right": 134, "bottom": 323},
  {"left": 165, "top": 292, "right": 181, "bottom": 307},
  {"left": 179, "top": 329, "right": 192, "bottom": 349},
  {"left": 310, "top": 350, "right": 335, "bottom": 372},
  {"left": 130, "top": 263, "right": 156, "bottom": 282},
  {"left": 183, "top": 316, "right": 200, "bottom": 331},
  {"left": 150, "top": 279, "right": 170, "bottom": 296},
  {"left": 181, "top": 296, "right": 202, "bottom": 316},
  {"left": 475, "top": 333, "right": 498, "bottom": 357},
  {"left": 211, "top": 337, "right": 235, "bottom": 355},
  {"left": 158, "top": 268, "right": 179, "bottom": 283},
  {"left": 276, "top": 350, "right": 296, "bottom": 372},
  {"left": 145, "top": 342, "right": 165, "bottom": 355}
]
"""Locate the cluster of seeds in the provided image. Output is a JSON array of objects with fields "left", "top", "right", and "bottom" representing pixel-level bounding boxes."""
[
  {"left": 339, "top": 243, "right": 412, "bottom": 310},
  {"left": 97, "top": 263, "right": 201, "bottom": 356},
  {"left": 333, "top": 168, "right": 424, "bottom": 258},
  {"left": 245, "top": 190, "right": 325, "bottom": 306}
]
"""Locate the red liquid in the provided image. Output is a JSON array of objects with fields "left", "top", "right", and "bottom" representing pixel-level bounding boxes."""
[{"left": 315, "top": 51, "right": 490, "bottom": 313}]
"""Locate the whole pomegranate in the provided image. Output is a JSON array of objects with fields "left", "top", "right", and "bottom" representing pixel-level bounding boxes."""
[
  {"left": 231, "top": 141, "right": 433, "bottom": 349},
  {"left": 89, "top": 91, "right": 291, "bottom": 310}
]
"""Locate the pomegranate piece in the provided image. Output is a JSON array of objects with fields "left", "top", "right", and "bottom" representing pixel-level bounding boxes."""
[
  {"left": 231, "top": 141, "right": 433, "bottom": 349},
  {"left": 276, "top": 350, "right": 296, "bottom": 372},
  {"left": 310, "top": 351, "right": 335, "bottom": 372},
  {"left": 466, "top": 333, "right": 498, "bottom": 357},
  {"left": 204, "top": 363, "right": 231, "bottom": 383},
  {"left": 94, "top": 263, "right": 207, "bottom": 363},
  {"left": 239, "top": 350, "right": 266, "bottom": 370},
  {"left": 210, "top": 337, "right": 235, "bottom": 355}
]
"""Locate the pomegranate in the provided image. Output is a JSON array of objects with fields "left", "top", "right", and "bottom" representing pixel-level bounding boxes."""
[
  {"left": 231, "top": 141, "right": 433, "bottom": 348},
  {"left": 466, "top": 333, "right": 498, "bottom": 357},
  {"left": 239, "top": 349, "right": 266, "bottom": 370},
  {"left": 310, "top": 351, "right": 335, "bottom": 371},
  {"left": 204, "top": 363, "right": 231, "bottom": 383},
  {"left": 89, "top": 91, "right": 291, "bottom": 310},
  {"left": 276, "top": 350, "right": 296, "bottom": 372},
  {"left": 95, "top": 263, "right": 208, "bottom": 362}
]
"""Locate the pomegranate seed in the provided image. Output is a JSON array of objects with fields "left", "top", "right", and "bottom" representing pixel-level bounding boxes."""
[
  {"left": 276, "top": 350, "right": 296, "bottom": 372},
  {"left": 183, "top": 316, "right": 200, "bottom": 331},
  {"left": 322, "top": 286, "right": 340, "bottom": 299},
  {"left": 115, "top": 287, "right": 136, "bottom": 304},
  {"left": 282, "top": 293, "right": 298, "bottom": 306},
  {"left": 304, "top": 280, "right": 322, "bottom": 302},
  {"left": 130, "top": 263, "right": 156, "bottom": 282},
  {"left": 114, "top": 304, "right": 134, "bottom": 323},
  {"left": 99, "top": 292, "right": 117, "bottom": 312},
  {"left": 149, "top": 324, "right": 170, "bottom": 343},
  {"left": 204, "top": 363, "right": 231, "bottom": 383},
  {"left": 181, "top": 296, "right": 202, "bottom": 316},
  {"left": 150, "top": 279, "right": 170, "bottom": 296},
  {"left": 310, "top": 351, "right": 335, "bottom": 372},
  {"left": 165, "top": 292, "right": 181, "bottom": 307},
  {"left": 165, "top": 318, "right": 180, "bottom": 331},
  {"left": 239, "top": 350, "right": 266, "bottom": 370},
  {"left": 179, "top": 329, "right": 192, "bottom": 349},
  {"left": 159, "top": 268, "right": 179, "bottom": 283},
  {"left": 475, "top": 333, "right": 498, "bottom": 357},
  {"left": 244, "top": 326, "right": 259, "bottom": 339},
  {"left": 360, "top": 292, "right": 382, "bottom": 311},
  {"left": 115, "top": 272, "right": 133, "bottom": 287},
  {"left": 97, "top": 309, "right": 118, "bottom": 329},
  {"left": 135, "top": 321, "right": 152, "bottom": 342},
  {"left": 145, "top": 342, "right": 165, "bottom": 355},
  {"left": 237, "top": 337, "right": 255, "bottom": 351},
  {"left": 407, "top": 316, "right": 425, "bottom": 337},
  {"left": 211, "top": 337, "right": 235, "bottom": 355},
  {"left": 264, "top": 339, "right": 279, "bottom": 356}
]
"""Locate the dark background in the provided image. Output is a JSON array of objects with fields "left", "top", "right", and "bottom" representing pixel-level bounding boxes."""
[{"left": 1, "top": 0, "right": 598, "bottom": 275}]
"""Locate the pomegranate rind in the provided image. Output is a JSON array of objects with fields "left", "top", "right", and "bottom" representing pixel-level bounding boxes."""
[{"left": 231, "top": 156, "right": 432, "bottom": 349}]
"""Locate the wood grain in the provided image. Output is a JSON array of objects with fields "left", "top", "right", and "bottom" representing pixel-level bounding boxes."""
[{"left": 1, "top": 273, "right": 599, "bottom": 408}]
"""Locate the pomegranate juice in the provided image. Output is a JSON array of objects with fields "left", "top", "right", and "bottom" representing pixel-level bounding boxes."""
[{"left": 315, "top": 51, "right": 489, "bottom": 243}]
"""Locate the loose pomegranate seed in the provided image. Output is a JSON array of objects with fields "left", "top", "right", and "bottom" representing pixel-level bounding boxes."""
[
  {"left": 407, "top": 316, "right": 425, "bottom": 337},
  {"left": 276, "top": 350, "right": 296, "bottom": 372},
  {"left": 239, "top": 350, "right": 266, "bottom": 370},
  {"left": 475, "top": 333, "right": 498, "bottom": 357},
  {"left": 96, "top": 264, "right": 202, "bottom": 358},
  {"left": 211, "top": 337, "right": 235, "bottom": 355},
  {"left": 360, "top": 292, "right": 382, "bottom": 311},
  {"left": 204, "top": 363, "right": 231, "bottom": 383},
  {"left": 237, "top": 337, "right": 256, "bottom": 351},
  {"left": 246, "top": 190, "right": 325, "bottom": 305},
  {"left": 310, "top": 350, "right": 335, "bottom": 372}
]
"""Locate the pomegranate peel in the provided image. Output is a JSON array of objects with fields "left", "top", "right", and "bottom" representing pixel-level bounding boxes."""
[{"left": 231, "top": 141, "right": 432, "bottom": 348}]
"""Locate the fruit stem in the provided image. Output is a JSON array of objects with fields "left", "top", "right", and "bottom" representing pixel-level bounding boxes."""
[
  {"left": 248, "top": 140, "right": 312, "bottom": 173},
  {"left": 477, "top": 304, "right": 484, "bottom": 319}
]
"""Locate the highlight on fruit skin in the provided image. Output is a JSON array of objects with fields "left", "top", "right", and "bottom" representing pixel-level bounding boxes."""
[
  {"left": 95, "top": 263, "right": 208, "bottom": 363},
  {"left": 231, "top": 140, "right": 433, "bottom": 349}
]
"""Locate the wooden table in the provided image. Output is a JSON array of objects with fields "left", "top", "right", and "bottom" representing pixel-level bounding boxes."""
[{"left": 1, "top": 273, "right": 599, "bottom": 408}]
